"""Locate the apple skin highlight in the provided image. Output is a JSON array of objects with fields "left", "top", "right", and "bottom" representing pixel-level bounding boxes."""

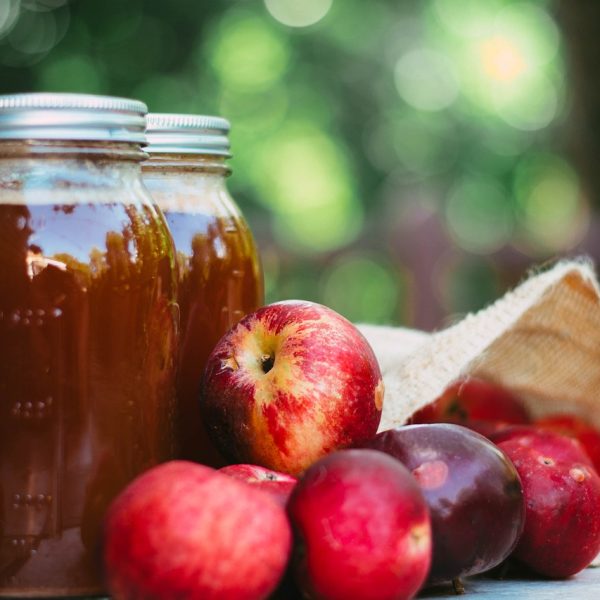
[{"left": 200, "top": 300, "right": 384, "bottom": 475}]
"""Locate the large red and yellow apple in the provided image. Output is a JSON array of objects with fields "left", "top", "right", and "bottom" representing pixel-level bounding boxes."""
[{"left": 200, "top": 300, "right": 384, "bottom": 475}]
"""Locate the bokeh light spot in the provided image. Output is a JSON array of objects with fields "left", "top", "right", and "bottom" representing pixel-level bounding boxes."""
[
  {"left": 264, "top": 0, "right": 333, "bottom": 28},
  {"left": 433, "top": 0, "right": 499, "bottom": 38},
  {"left": 8, "top": 7, "right": 59, "bottom": 55},
  {"left": 514, "top": 154, "right": 587, "bottom": 252},
  {"left": 0, "top": 0, "right": 20, "bottom": 38},
  {"left": 251, "top": 123, "right": 362, "bottom": 253},
  {"left": 394, "top": 48, "right": 459, "bottom": 112},
  {"left": 493, "top": 4, "right": 559, "bottom": 69},
  {"left": 219, "top": 86, "right": 289, "bottom": 137},
  {"left": 320, "top": 254, "right": 400, "bottom": 323},
  {"left": 494, "top": 73, "right": 560, "bottom": 131},
  {"left": 210, "top": 12, "right": 290, "bottom": 91},
  {"left": 454, "top": 1, "right": 562, "bottom": 129},
  {"left": 481, "top": 36, "right": 526, "bottom": 82},
  {"left": 28, "top": 0, "right": 69, "bottom": 11},
  {"left": 273, "top": 202, "right": 362, "bottom": 255}
]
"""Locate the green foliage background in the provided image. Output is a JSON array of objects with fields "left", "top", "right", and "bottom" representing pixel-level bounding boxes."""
[{"left": 1, "top": 0, "right": 592, "bottom": 329}]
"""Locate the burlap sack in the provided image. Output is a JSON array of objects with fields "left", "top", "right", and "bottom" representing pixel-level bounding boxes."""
[
  {"left": 357, "top": 258, "right": 600, "bottom": 432},
  {"left": 359, "top": 258, "right": 600, "bottom": 567}
]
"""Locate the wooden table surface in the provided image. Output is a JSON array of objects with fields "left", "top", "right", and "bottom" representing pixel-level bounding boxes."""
[
  {"left": 93, "top": 566, "right": 600, "bottom": 598},
  {"left": 420, "top": 567, "right": 600, "bottom": 599}
]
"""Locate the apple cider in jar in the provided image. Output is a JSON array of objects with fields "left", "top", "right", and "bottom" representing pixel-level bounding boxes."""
[
  {"left": 143, "top": 114, "right": 263, "bottom": 466},
  {"left": 0, "top": 94, "right": 178, "bottom": 597}
]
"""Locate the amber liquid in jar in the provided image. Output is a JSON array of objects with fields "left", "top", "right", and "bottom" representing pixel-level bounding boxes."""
[
  {"left": 0, "top": 143, "right": 178, "bottom": 597},
  {"left": 143, "top": 155, "right": 263, "bottom": 466}
]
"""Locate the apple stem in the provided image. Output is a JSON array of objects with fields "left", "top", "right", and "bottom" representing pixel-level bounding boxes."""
[
  {"left": 452, "top": 578, "right": 465, "bottom": 595},
  {"left": 260, "top": 353, "right": 275, "bottom": 374}
]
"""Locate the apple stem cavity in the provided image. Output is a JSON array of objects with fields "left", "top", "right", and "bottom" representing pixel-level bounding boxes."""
[{"left": 260, "top": 353, "right": 275, "bottom": 374}]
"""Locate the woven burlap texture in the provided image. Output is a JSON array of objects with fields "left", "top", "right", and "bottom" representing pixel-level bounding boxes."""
[{"left": 358, "top": 259, "right": 600, "bottom": 433}]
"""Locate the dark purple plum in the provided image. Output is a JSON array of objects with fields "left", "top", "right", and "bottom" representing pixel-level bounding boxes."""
[{"left": 363, "top": 423, "right": 525, "bottom": 584}]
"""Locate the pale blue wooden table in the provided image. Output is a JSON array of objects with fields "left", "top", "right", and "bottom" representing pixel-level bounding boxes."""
[{"left": 421, "top": 566, "right": 600, "bottom": 598}]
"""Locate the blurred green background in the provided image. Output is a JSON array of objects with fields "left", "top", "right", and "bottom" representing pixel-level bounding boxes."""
[{"left": 2, "top": 0, "right": 599, "bottom": 330}]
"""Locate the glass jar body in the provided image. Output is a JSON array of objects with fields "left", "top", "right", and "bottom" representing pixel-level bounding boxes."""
[
  {"left": 0, "top": 142, "right": 178, "bottom": 597},
  {"left": 143, "top": 155, "right": 263, "bottom": 466}
]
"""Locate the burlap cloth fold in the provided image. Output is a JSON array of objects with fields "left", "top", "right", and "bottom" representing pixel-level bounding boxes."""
[{"left": 357, "top": 259, "right": 600, "bottom": 433}]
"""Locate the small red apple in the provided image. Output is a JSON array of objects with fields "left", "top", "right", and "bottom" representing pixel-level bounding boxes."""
[
  {"left": 103, "top": 461, "right": 292, "bottom": 600},
  {"left": 490, "top": 426, "right": 595, "bottom": 469},
  {"left": 533, "top": 414, "right": 600, "bottom": 474},
  {"left": 200, "top": 300, "right": 384, "bottom": 475},
  {"left": 458, "top": 418, "right": 512, "bottom": 439},
  {"left": 219, "top": 464, "right": 297, "bottom": 506},
  {"left": 498, "top": 436, "right": 600, "bottom": 577},
  {"left": 287, "top": 449, "right": 432, "bottom": 600},
  {"left": 409, "top": 378, "right": 530, "bottom": 426}
]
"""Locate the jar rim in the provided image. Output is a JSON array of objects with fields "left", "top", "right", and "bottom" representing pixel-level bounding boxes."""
[
  {"left": 145, "top": 113, "right": 231, "bottom": 157},
  {"left": 0, "top": 93, "right": 147, "bottom": 144}
]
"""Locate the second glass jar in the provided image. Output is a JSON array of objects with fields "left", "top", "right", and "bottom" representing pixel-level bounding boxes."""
[{"left": 142, "top": 114, "right": 264, "bottom": 466}]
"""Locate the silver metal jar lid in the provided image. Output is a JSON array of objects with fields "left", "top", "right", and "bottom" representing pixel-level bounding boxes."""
[
  {"left": 145, "top": 113, "right": 231, "bottom": 157},
  {"left": 0, "top": 93, "right": 147, "bottom": 144}
]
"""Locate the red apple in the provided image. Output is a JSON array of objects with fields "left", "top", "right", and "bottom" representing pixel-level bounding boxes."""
[
  {"left": 287, "top": 449, "right": 431, "bottom": 600},
  {"left": 534, "top": 414, "right": 600, "bottom": 473},
  {"left": 490, "top": 426, "right": 595, "bottom": 469},
  {"left": 103, "top": 461, "right": 292, "bottom": 600},
  {"left": 200, "top": 300, "right": 384, "bottom": 475},
  {"left": 459, "top": 418, "right": 512, "bottom": 439},
  {"left": 219, "top": 464, "right": 297, "bottom": 507},
  {"left": 498, "top": 436, "right": 600, "bottom": 577},
  {"left": 409, "top": 378, "right": 530, "bottom": 426}
]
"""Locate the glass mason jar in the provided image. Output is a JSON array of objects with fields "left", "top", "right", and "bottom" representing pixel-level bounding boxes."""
[
  {"left": 143, "top": 114, "right": 264, "bottom": 466},
  {"left": 0, "top": 94, "right": 178, "bottom": 597}
]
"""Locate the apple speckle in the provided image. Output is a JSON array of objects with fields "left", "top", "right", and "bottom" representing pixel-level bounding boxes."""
[{"left": 570, "top": 467, "right": 587, "bottom": 482}]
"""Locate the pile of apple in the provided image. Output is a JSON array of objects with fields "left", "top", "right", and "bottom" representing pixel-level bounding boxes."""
[{"left": 102, "top": 301, "right": 600, "bottom": 600}]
